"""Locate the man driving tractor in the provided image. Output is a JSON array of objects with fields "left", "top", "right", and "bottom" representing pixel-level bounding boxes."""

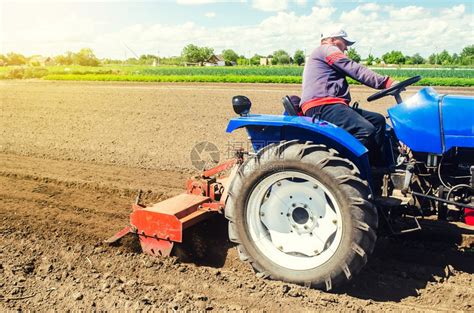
[{"left": 300, "top": 29, "right": 398, "bottom": 165}]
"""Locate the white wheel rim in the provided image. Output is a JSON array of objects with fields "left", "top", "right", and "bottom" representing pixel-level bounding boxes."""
[{"left": 246, "top": 171, "right": 343, "bottom": 271}]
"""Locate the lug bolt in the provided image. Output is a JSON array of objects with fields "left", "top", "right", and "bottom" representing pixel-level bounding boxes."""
[
  {"left": 292, "top": 203, "right": 296, "bottom": 207},
  {"left": 304, "top": 226, "right": 308, "bottom": 230},
  {"left": 260, "top": 212, "right": 265, "bottom": 217},
  {"left": 303, "top": 204, "right": 308, "bottom": 208},
  {"left": 313, "top": 184, "right": 318, "bottom": 189},
  {"left": 332, "top": 220, "right": 337, "bottom": 224},
  {"left": 277, "top": 182, "right": 281, "bottom": 186}
]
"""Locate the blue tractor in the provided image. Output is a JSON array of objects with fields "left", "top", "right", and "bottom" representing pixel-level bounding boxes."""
[
  {"left": 109, "top": 76, "right": 473, "bottom": 290},
  {"left": 224, "top": 76, "right": 474, "bottom": 290}
]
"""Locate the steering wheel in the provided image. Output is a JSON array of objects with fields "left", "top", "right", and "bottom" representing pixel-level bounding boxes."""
[{"left": 367, "top": 75, "right": 422, "bottom": 103}]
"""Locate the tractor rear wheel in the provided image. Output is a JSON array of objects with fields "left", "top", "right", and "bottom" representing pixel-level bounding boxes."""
[{"left": 225, "top": 140, "right": 377, "bottom": 290}]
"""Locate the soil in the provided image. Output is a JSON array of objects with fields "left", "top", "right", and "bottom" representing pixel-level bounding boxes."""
[{"left": 1, "top": 81, "right": 473, "bottom": 311}]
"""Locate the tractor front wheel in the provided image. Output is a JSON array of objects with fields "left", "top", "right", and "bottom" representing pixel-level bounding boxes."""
[{"left": 225, "top": 140, "right": 377, "bottom": 290}]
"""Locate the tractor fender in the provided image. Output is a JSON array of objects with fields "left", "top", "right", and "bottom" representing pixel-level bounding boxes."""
[{"left": 226, "top": 114, "right": 371, "bottom": 180}]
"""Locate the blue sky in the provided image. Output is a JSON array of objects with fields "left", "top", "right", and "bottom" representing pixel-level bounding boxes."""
[{"left": 1, "top": 0, "right": 473, "bottom": 59}]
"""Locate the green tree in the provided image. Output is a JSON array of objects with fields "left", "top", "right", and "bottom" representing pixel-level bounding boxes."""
[
  {"left": 181, "top": 44, "right": 214, "bottom": 65},
  {"left": 460, "top": 45, "right": 474, "bottom": 65},
  {"left": 451, "top": 53, "right": 460, "bottom": 65},
  {"left": 160, "top": 56, "right": 183, "bottom": 66},
  {"left": 237, "top": 57, "right": 249, "bottom": 66},
  {"left": 293, "top": 50, "right": 305, "bottom": 66},
  {"left": 250, "top": 54, "right": 263, "bottom": 66},
  {"left": 272, "top": 50, "right": 291, "bottom": 65},
  {"left": 222, "top": 49, "right": 239, "bottom": 64},
  {"left": 73, "top": 48, "right": 99, "bottom": 66},
  {"left": 428, "top": 53, "right": 438, "bottom": 65},
  {"left": 138, "top": 54, "right": 158, "bottom": 65},
  {"left": 437, "top": 50, "right": 452, "bottom": 65},
  {"left": 6, "top": 52, "right": 27, "bottom": 65},
  {"left": 382, "top": 50, "right": 405, "bottom": 65},
  {"left": 410, "top": 53, "right": 425, "bottom": 64},
  {"left": 182, "top": 44, "right": 201, "bottom": 63},
  {"left": 366, "top": 54, "right": 375, "bottom": 66},
  {"left": 54, "top": 51, "right": 74, "bottom": 65},
  {"left": 347, "top": 47, "right": 361, "bottom": 63},
  {"left": 0, "top": 54, "right": 6, "bottom": 66},
  {"left": 126, "top": 58, "right": 139, "bottom": 65}
]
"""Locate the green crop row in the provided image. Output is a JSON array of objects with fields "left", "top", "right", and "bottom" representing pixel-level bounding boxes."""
[
  {"left": 3, "top": 65, "right": 473, "bottom": 79},
  {"left": 126, "top": 66, "right": 474, "bottom": 78},
  {"left": 43, "top": 74, "right": 474, "bottom": 86},
  {"left": 43, "top": 74, "right": 302, "bottom": 83}
]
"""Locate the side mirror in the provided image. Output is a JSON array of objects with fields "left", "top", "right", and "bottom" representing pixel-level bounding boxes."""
[{"left": 232, "top": 95, "right": 251, "bottom": 116}]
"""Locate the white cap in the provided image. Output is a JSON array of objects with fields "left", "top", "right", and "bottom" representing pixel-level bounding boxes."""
[{"left": 321, "top": 29, "right": 355, "bottom": 46}]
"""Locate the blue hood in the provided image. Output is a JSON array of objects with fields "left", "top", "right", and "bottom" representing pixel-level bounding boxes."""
[{"left": 388, "top": 87, "right": 474, "bottom": 154}]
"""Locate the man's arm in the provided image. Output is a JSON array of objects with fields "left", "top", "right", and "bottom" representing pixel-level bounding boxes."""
[{"left": 325, "top": 47, "right": 394, "bottom": 89}]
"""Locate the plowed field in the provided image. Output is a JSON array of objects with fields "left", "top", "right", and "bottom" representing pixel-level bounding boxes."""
[{"left": 1, "top": 81, "right": 473, "bottom": 311}]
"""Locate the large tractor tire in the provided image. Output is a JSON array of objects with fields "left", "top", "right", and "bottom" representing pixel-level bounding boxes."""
[{"left": 225, "top": 140, "right": 378, "bottom": 290}]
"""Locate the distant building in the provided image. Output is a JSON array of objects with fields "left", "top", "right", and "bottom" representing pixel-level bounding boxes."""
[
  {"left": 260, "top": 57, "right": 273, "bottom": 66},
  {"left": 205, "top": 54, "right": 226, "bottom": 66}
]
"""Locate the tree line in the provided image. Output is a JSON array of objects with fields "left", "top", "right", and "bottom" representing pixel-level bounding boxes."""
[{"left": 1, "top": 45, "right": 473, "bottom": 67}]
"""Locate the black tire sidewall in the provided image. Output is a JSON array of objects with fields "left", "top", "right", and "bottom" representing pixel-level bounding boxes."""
[{"left": 233, "top": 159, "right": 357, "bottom": 286}]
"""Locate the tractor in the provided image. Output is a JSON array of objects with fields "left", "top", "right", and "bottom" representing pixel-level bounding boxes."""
[{"left": 107, "top": 76, "right": 474, "bottom": 290}]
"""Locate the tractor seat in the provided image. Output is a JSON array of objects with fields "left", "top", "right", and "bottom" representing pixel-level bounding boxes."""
[{"left": 282, "top": 95, "right": 303, "bottom": 116}]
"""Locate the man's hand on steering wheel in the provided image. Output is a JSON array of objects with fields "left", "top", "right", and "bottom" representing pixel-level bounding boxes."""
[{"left": 367, "top": 75, "right": 422, "bottom": 103}]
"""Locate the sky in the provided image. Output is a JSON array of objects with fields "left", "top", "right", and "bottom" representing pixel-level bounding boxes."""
[{"left": 1, "top": 0, "right": 473, "bottom": 59}]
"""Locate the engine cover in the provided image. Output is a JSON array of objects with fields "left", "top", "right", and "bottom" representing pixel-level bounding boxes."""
[{"left": 388, "top": 87, "right": 474, "bottom": 154}]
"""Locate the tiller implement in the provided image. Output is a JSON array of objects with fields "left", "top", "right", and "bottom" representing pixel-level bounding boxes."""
[{"left": 106, "top": 154, "right": 243, "bottom": 257}]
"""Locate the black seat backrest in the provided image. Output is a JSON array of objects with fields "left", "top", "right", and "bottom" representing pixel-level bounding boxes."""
[{"left": 282, "top": 95, "right": 302, "bottom": 116}]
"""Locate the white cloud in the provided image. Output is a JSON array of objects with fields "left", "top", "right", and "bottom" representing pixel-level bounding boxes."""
[
  {"left": 2, "top": 2, "right": 473, "bottom": 60},
  {"left": 252, "top": 0, "right": 288, "bottom": 12},
  {"left": 441, "top": 4, "right": 465, "bottom": 18},
  {"left": 205, "top": 12, "right": 216, "bottom": 17},
  {"left": 295, "top": 0, "right": 307, "bottom": 6},
  {"left": 177, "top": 0, "right": 223, "bottom": 4},
  {"left": 359, "top": 3, "right": 380, "bottom": 11},
  {"left": 389, "top": 6, "right": 428, "bottom": 20}
]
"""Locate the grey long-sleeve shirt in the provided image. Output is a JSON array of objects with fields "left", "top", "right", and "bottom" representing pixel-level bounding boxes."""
[{"left": 300, "top": 44, "right": 392, "bottom": 114}]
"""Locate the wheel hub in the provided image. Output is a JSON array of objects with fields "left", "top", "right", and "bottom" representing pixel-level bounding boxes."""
[
  {"left": 291, "top": 206, "right": 309, "bottom": 225},
  {"left": 288, "top": 204, "right": 316, "bottom": 235},
  {"left": 259, "top": 178, "right": 339, "bottom": 257}
]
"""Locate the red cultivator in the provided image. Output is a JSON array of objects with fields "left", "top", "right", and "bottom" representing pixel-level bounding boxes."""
[{"left": 106, "top": 155, "right": 242, "bottom": 257}]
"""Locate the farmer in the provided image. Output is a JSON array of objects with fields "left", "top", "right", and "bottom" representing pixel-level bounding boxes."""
[{"left": 300, "top": 29, "right": 398, "bottom": 165}]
